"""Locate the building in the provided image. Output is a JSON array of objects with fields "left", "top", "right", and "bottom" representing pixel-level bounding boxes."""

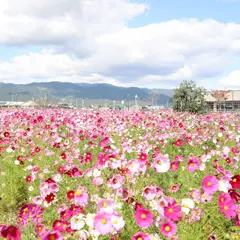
[{"left": 205, "top": 90, "right": 240, "bottom": 112}]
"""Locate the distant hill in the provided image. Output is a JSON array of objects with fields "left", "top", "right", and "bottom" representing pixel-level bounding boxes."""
[{"left": 0, "top": 82, "right": 174, "bottom": 105}]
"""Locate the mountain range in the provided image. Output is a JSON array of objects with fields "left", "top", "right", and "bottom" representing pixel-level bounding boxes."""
[{"left": 0, "top": 82, "right": 174, "bottom": 105}]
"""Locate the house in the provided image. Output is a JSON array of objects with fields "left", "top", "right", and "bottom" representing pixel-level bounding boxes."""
[
  {"left": 205, "top": 90, "right": 240, "bottom": 111},
  {"left": 22, "top": 101, "right": 39, "bottom": 109}
]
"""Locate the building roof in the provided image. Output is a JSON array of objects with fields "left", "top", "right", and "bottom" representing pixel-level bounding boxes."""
[{"left": 205, "top": 90, "right": 240, "bottom": 102}]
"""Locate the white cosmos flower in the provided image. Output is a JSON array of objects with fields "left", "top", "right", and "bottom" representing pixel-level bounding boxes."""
[
  {"left": 93, "top": 169, "right": 101, "bottom": 177},
  {"left": 155, "top": 160, "right": 170, "bottom": 173},
  {"left": 181, "top": 198, "right": 195, "bottom": 214},
  {"left": 89, "top": 228, "right": 100, "bottom": 240},
  {"left": 71, "top": 214, "right": 85, "bottom": 230},
  {"left": 199, "top": 163, "right": 206, "bottom": 171},
  {"left": 150, "top": 233, "right": 162, "bottom": 240},
  {"left": 149, "top": 200, "right": 158, "bottom": 211},
  {"left": 85, "top": 213, "right": 95, "bottom": 228},
  {"left": 78, "top": 229, "right": 89, "bottom": 240},
  {"left": 53, "top": 174, "right": 62, "bottom": 182},
  {"left": 218, "top": 132, "right": 223, "bottom": 138},
  {"left": 28, "top": 186, "right": 34, "bottom": 191},
  {"left": 218, "top": 179, "right": 231, "bottom": 193},
  {"left": 6, "top": 147, "right": 13, "bottom": 153},
  {"left": 111, "top": 215, "right": 125, "bottom": 231}
]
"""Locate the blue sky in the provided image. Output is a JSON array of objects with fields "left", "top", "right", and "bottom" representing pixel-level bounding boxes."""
[
  {"left": 0, "top": 0, "right": 239, "bottom": 89},
  {"left": 129, "top": 0, "right": 240, "bottom": 27}
]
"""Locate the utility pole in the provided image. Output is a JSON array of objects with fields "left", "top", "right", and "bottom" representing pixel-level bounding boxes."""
[
  {"left": 81, "top": 98, "right": 84, "bottom": 109},
  {"left": 32, "top": 94, "right": 35, "bottom": 109},
  {"left": 16, "top": 94, "right": 19, "bottom": 108},
  {"left": 45, "top": 93, "right": 49, "bottom": 109}
]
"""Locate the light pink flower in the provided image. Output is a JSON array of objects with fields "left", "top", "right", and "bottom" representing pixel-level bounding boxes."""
[
  {"left": 74, "top": 186, "right": 88, "bottom": 206},
  {"left": 93, "top": 212, "right": 114, "bottom": 235}
]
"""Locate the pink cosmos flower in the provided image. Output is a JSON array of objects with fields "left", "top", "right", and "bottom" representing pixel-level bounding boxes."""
[
  {"left": 74, "top": 186, "right": 88, "bottom": 206},
  {"left": 160, "top": 221, "right": 177, "bottom": 238},
  {"left": 93, "top": 212, "right": 114, "bottom": 235},
  {"left": 201, "top": 192, "right": 214, "bottom": 203},
  {"left": 142, "top": 186, "right": 157, "bottom": 200},
  {"left": 138, "top": 153, "right": 148, "bottom": 162},
  {"left": 164, "top": 203, "right": 182, "bottom": 222},
  {"left": 219, "top": 200, "right": 237, "bottom": 219},
  {"left": 40, "top": 231, "right": 63, "bottom": 240},
  {"left": 173, "top": 139, "right": 183, "bottom": 147},
  {"left": 187, "top": 158, "right": 200, "bottom": 172},
  {"left": 97, "top": 199, "right": 115, "bottom": 214},
  {"left": 153, "top": 153, "right": 170, "bottom": 173},
  {"left": 168, "top": 184, "right": 179, "bottom": 193},
  {"left": 202, "top": 176, "right": 219, "bottom": 194},
  {"left": 135, "top": 207, "right": 153, "bottom": 228},
  {"left": 132, "top": 232, "right": 151, "bottom": 240},
  {"left": 170, "top": 161, "right": 179, "bottom": 172},
  {"left": 0, "top": 225, "right": 21, "bottom": 240},
  {"left": 218, "top": 193, "right": 232, "bottom": 206},
  {"left": 108, "top": 174, "right": 125, "bottom": 189},
  {"left": 92, "top": 177, "right": 103, "bottom": 186},
  {"left": 97, "top": 153, "right": 109, "bottom": 166}
]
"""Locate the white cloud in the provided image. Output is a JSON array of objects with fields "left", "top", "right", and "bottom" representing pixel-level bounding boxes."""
[
  {"left": 0, "top": 0, "right": 240, "bottom": 88},
  {"left": 219, "top": 70, "right": 240, "bottom": 86}
]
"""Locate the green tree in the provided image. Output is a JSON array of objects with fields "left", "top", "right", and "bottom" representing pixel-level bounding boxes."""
[{"left": 171, "top": 80, "right": 207, "bottom": 114}]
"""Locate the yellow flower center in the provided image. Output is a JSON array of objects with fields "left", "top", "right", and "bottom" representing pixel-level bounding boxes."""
[
  {"left": 224, "top": 206, "right": 229, "bottom": 211},
  {"left": 168, "top": 208, "right": 173, "bottom": 213},
  {"left": 141, "top": 214, "right": 146, "bottom": 219},
  {"left": 165, "top": 226, "right": 171, "bottom": 232},
  {"left": 233, "top": 178, "right": 237, "bottom": 182},
  {"left": 57, "top": 222, "right": 61, "bottom": 227},
  {"left": 137, "top": 238, "right": 143, "bottom": 240},
  {"left": 75, "top": 189, "right": 83, "bottom": 196},
  {"left": 103, "top": 202, "right": 108, "bottom": 208},
  {"left": 183, "top": 204, "right": 188, "bottom": 208},
  {"left": 207, "top": 182, "right": 212, "bottom": 187},
  {"left": 101, "top": 218, "right": 107, "bottom": 224}
]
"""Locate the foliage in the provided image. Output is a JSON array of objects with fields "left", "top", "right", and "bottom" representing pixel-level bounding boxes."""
[{"left": 171, "top": 80, "right": 207, "bottom": 114}]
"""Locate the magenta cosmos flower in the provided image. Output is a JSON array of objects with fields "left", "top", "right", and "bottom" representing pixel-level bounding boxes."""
[
  {"left": 188, "top": 158, "right": 200, "bottom": 172},
  {"left": 40, "top": 231, "right": 63, "bottom": 240},
  {"left": 93, "top": 212, "right": 114, "bottom": 235},
  {"left": 135, "top": 207, "right": 153, "bottom": 228},
  {"left": 219, "top": 200, "right": 237, "bottom": 219},
  {"left": 202, "top": 176, "right": 219, "bottom": 194},
  {"left": 160, "top": 221, "right": 177, "bottom": 238},
  {"left": 132, "top": 232, "right": 151, "bottom": 240},
  {"left": 164, "top": 202, "right": 182, "bottom": 222}
]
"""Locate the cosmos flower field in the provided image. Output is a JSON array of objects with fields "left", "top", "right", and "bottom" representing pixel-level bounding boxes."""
[{"left": 0, "top": 109, "right": 239, "bottom": 240}]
